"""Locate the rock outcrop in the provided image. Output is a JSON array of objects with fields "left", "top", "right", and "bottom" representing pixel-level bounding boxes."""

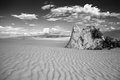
[
  {"left": 65, "top": 25, "right": 120, "bottom": 50},
  {"left": 102, "top": 36, "right": 120, "bottom": 49}
]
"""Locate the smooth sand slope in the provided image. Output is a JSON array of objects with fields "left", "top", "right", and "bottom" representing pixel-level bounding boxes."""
[{"left": 0, "top": 38, "right": 120, "bottom": 80}]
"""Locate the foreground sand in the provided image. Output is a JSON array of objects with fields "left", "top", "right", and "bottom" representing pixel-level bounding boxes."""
[{"left": 0, "top": 39, "right": 120, "bottom": 80}]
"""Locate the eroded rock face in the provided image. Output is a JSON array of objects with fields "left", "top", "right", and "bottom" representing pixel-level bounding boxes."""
[
  {"left": 66, "top": 25, "right": 120, "bottom": 50},
  {"left": 65, "top": 25, "right": 104, "bottom": 50}
]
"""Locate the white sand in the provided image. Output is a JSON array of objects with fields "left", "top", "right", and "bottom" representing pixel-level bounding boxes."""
[{"left": 0, "top": 38, "right": 120, "bottom": 80}]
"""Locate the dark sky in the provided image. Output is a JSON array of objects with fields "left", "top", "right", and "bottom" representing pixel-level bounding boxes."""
[{"left": 0, "top": 0, "right": 119, "bottom": 15}]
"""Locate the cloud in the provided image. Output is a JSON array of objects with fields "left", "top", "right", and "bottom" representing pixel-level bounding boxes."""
[
  {"left": 46, "top": 18, "right": 62, "bottom": 21},
  {"left": 11, "top": 23, "right": 15, "bottom": 25},
  {"left": 0, "top": 26, "right": 29, "bottom": 37},
  {"left": 42, "top": 4, "right": 55, "bottom": 10},
  {"left": 117, "top": 22, "right": 120, "bottom": 24},
  {"left": 43, "top": 28, "right": 50, "bottom": 33},
  {"left": 0, "top": 25, "right": 70, "bottom": 38},
  {"left": 103, "top": 26, "right": 116, "bottom": 31},
  {"left": 43, "top": 4, "right": 120, "bottom": 31},
  {"left": 45, "top": 4, "right": 102, "bottom": 19},
  {"left": 106, "top": 13, "right": 120, "bottom": 17},
  {"left": 0, "top": 26, "right": 25, "bottom": 33},
  {"left": 82, "top": 4, "right": 100, "bottom": 15},
  {"left": 42, "top": 26, "right": 70, "bottom": 34},
  {"left": 110, "top": 26, "right": 116, "bottom": 30},
  {"left": 42, "top": 27, "right": 62, "bottom": 33},
  {"left": 44, "top": 4, "right": 120, "bottom": 23},
  {"left": 0, "top": 26, "right": 42, "bottom": 37},
  {"left": 51, "top": 6, "right": 73, "bottom": 14},
  {"left": 50, "top": 4, "right": 101, "bottom": 16},
  {"left": 12, "top": 13, "right": 38, "bottom": 20},
  {"left": 49, "top": 4, "right": 120, "bottom": 17},
  {"left": 29, "top": 24, "right": 36, "bottom": 26}
]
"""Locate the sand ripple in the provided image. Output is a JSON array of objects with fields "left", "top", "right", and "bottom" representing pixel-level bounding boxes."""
[{"left": 0, "top": 44, "right": 120, "bottom": 80}]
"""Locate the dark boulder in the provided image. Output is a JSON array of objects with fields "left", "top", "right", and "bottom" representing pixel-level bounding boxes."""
[{"left": 103, "top": 36, "right": 120, "bottom": 49}]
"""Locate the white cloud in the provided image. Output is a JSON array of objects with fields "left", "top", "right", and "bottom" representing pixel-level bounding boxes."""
[
  {"left": 92, "top": 18, "right": 105, "bottom": 23},
  {"left": 43, "top": 4, "right": 120, "bottom": 31},
  {"left": 51, "top": 6, "right": 73, "bottom": 13},
  {"left": 82, "top": 4, "right": 100, "bottom": 15},
  {"left": 0, "top": 26, "right": 43, "bottom": 37},
  {"left": 42, "top": 4, "right": 55, "bottom": 10},
  {"left": 42, "top": 27, "right": 61, "bottom": 33},
  {"left": 0, "top": 26, "right": 70, "bottom": 38},
  {"left": 109, "top": 13, "right": 120, "bottom": 17},
  {"left": 42, "top": 26, "right": 70, "bottom": 34},
  {"left": 110, "top": 26, "right": 116, "bottom": 30},
  {"left": 29, "top": 24, "right": 36, "bottom": 26},
  {"left": 44, "top": 4, "right": 120, "bottom": 23},
  {"left": 0, "top": 26, "right": 25, "bottom": 33},
  {"left": 47, "top": 4, "right": 103, "bottom": 18},
  {"left": 11, "top": 23, "right": 15, "bottom": 25},
  {"left": 12, "top": 13, "right": 38, "bottom": 20},
  {"left": 46, "top": 18, "right": 62, "bottom": 21},
  {"left": 0, "top": 26, "right": 4, "bottom": 28},
  {"left": 0, "top": 26, "right": 36, "bottom": 36},
  {"left": 43, "top": 28, "right": 50, "bottom": 33},
  {"left": 50, "top": 26, "right": 63, "bottom": 33},
  {"left": 117, "top": 22, "right": 120, "bottom": 24},
  {"left": 103, "top": 26, "right": 116, "bottom": 31}
]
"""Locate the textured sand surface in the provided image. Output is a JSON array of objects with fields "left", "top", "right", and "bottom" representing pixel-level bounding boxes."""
[{"left": 0, "top": 39, "right": 120, "bottom": 80}]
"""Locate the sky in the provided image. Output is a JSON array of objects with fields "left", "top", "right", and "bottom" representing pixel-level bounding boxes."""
[{"left": 0, "top": 0, "right": 120, "bottom": 38}]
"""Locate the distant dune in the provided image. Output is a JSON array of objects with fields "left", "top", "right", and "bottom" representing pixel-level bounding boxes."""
[
  {"left": 0, "top": 38, "right": 120, "bottom": 80},
  {"left": 103, "top": 30, "right": 120, "bottom": 39},
  {"left": 0, "top": 38, "right": 69, "bottom": 48}
]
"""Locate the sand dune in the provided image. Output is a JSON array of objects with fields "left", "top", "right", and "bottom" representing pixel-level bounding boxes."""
[{"left": 0, "top": 39, "right": 120, "bottom": 80}]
